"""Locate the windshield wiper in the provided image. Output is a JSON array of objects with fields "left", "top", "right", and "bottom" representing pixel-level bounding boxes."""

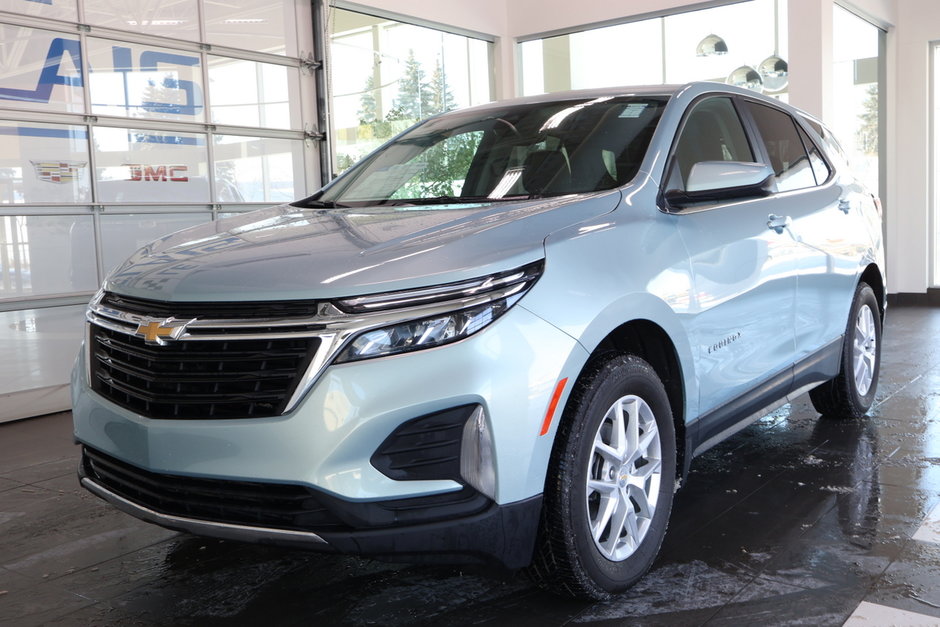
[
  {"left": 383, "top": 195, "right": 499, "bottom": 206},
  {"left": 299, "top": 199, "right": 349, "bottom": 208}
]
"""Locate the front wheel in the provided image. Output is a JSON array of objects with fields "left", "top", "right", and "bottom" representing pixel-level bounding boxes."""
[
  {"left": 528, "top": 354, "right": 676, "bottom": 600},
  {"left": 810, "top": 282, "right": 882, "bottom": 419}
]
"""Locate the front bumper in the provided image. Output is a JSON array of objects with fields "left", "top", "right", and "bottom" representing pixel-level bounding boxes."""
[
  {"left": 72, "top": 304, "right": 587, "bottom": 566},
  {"left": 79, "top": 447, "right": 542, "bottom": 568}
]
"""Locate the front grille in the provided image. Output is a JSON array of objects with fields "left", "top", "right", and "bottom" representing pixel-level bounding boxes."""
[
  {"left": 82, "top": 447, "right": 346, "bottom": 531},
  {"left": 100, "top": 292, "right": 321, "bottom": 319},
  {"left": 90, "top": 325, "right": 319, "bottom": 419}
]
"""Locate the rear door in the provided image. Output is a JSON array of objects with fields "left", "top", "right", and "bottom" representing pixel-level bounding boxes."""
[{"left": 739, "top": 101, "right": 861, "bottom": 376}]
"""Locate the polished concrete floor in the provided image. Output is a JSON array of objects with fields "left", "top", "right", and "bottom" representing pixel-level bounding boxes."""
[{"left": 2, "top": 305, "right": 940, "bottom": 626}]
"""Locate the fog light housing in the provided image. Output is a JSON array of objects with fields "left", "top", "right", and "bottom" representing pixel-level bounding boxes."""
[{"left": 460, "top": 406, "right": 497, "bottom": 500}]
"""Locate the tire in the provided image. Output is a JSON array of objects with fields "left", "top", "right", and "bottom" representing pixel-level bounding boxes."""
[
  {"left": 528, "top": 354, "right": 676, "bottom": 600},
  {"left": 809, "top": 282, "right": 881, "bottom": 419}
]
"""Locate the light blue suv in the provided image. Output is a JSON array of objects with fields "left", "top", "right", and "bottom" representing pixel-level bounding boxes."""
[{"left": 72, "top": 82, "right": 885, "bottom": 599}]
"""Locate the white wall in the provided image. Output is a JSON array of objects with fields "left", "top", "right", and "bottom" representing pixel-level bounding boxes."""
[
  {"left": 340, "top": 0, "right": 935, "bottom": 294},
  {"left": 839, "top": 0, "right": 895, "bottom": 26},
  {"left": 787, "top": 0, "right": 834, "bottom": 121},
  {"left": 340, "top": 0, "right": 508, "bottom": 34},
  {"left": 887, "top": 0, "right": 936, "bottom": 293},
  {"left": 505, "top": 0, "right": 721, "bottom": 37}
]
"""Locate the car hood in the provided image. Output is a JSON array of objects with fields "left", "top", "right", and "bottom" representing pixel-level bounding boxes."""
[{"left": 104, "top": 192, "right": 621, "bottom": 301}]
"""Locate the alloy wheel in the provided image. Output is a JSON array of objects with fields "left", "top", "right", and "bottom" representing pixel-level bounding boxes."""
[
  {"left": 853, "top": 304, "right": 877, "bottom": 397},
  {"left": 585, "top": 394, "right": 662, "bottom": 562}
]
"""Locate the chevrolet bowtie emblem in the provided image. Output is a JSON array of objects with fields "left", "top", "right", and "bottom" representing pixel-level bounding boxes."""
[{"left": 135, "top": 319, "right": 191, "bottom": 344}]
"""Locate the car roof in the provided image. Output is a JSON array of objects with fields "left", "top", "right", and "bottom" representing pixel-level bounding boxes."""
[
  {"left": 448, "top": 81, "right": 814, "bottom": 122},
  {"left": 458, "top": 84, "right": 681, "bottom": 114}
]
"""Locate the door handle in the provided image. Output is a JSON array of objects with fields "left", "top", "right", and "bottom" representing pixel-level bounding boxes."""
[{"left": 767, "top": 214, "right": 791, "bottom": 234}]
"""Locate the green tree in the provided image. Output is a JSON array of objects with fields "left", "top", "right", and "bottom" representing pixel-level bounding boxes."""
[
  {"left": 392, "top": 132, "right": 482, "bottom": 199},
  {"left": 340, "top": 52, "right": 472, "bottom": 183},
  {"left": 357, "top": 70, "right": 393, "bottom": 143},
  {"left": 856, "top": 84, "right": 878, "bottom": 156},
  {"left": 357, "top": 72, "right": 379, "bottom": 125},
  {"left": 427, "top": 60, "right": 455, "bottom": 115},
  {"left": 385, "top": 53, "right": 476, "bottom": 197},
  {"left": 335, "top": 152, "right": 356, "bottom": 172},
  {"left": 392, "top": 50, "right": 432, "bottom": 121}
]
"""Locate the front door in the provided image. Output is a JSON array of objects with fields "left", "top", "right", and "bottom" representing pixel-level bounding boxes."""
[{"left": 666, "top": 96, "right": 799, "bottom": 422}]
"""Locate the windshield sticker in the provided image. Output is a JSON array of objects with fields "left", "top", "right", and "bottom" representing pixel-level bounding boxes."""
[{"left": 619, "top": 103, "right": 648, "bottom": 118}]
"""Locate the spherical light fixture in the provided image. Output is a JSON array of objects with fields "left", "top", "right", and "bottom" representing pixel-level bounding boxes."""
[
  {"left": 758, "top": 55, "right": 789, "bottom": 92},
  {"left": 727, "top": 65, "right": 763, "bottom": 92},
  {"left": 696, "top": 34, "right": 728, "bottom": 57}
]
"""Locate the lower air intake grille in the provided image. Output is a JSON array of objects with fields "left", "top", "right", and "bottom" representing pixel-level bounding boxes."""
[
  {"left": 82, "top": 446, "right": 491, "bottom": 531},
  {"left": 82, "top": 447, "right": 346, "bottom": 531},
  {"left": 90, "top": 325, "right": 319, "bottom": 419},
  {"left": 370, "top": 405, "right": 475, "bottom": 482}
]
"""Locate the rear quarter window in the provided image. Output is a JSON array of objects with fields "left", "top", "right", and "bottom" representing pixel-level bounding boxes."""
[{"left": 795, "top": 123, "right": 831, "bottom": 185}]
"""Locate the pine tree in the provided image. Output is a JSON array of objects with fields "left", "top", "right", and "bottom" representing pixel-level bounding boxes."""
[
  {"left": 357, "top": 73, "right": 379, "bottom": 125},
  {"left": 428, "top": 60, "right": 455, "bottom": 115},
  {"left": 856, "top": 84, "right": 878, "bottom": 156},
  {"left": 364, "top": 51, "right": 476, "bottom": 194},
  {"left": 393, "top": 50, "right": 432, "bottom": 121}
]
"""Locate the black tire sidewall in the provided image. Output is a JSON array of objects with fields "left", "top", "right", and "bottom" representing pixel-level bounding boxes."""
[{"left": 562, "top": 356, "right": 676, "bottom": 592}]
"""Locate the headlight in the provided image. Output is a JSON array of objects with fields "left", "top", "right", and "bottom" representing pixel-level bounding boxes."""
[
  {"left": 333, "top": 261, "right": 543, "bottom": 363},
  {"left": 335, "top": 299, "right": 509, "bottom": 362}
]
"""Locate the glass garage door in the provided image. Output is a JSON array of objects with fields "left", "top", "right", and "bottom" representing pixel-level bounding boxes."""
[{"left": 0, "top": 0, "right": 323, "bottom": 421}]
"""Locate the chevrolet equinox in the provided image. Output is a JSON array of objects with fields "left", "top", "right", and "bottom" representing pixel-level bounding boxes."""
[{"left": 72, "top": 82, "right": 885, "bottom": 599}]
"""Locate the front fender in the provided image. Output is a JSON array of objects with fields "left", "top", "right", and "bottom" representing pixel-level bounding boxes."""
[{"left": 571, "top": 293, "right": 698, "bottom": 422}]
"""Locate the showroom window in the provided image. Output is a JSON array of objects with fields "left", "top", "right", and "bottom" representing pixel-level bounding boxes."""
[
  {"left": 832, "top": 5, "right": 884, "bottom": 198},
  {"left": 519, "top": 0, "right": 789, "bottom": 100},
  {"left": 328, "top": 6, "right": 493, "bottom": 174},
  {"left": 934, "top": 44, "right": 940, "bottom": 287},
  {"left": 0, "top": 0, "right": 322, "bottom": 421}
]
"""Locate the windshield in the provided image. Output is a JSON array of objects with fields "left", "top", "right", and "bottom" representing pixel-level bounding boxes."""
[{"left": 304, "top": 96, "right": 668, "bottom": 207}]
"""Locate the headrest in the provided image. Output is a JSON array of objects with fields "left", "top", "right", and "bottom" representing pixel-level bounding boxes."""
[{"left": 522, "top": 150, "right": 569, "bottom": 195}]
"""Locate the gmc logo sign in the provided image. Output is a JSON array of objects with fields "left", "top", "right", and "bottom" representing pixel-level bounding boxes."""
[{"left": 126, "top": 164, "right": 189, "bottom": 182}]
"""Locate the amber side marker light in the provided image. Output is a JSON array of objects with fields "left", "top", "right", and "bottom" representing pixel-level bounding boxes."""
[{"left": 540, "top": 378, "right": 569, "bottom": 436}]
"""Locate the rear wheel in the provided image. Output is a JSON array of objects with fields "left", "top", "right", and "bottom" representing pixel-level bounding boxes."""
[
  {"left": 810, "top": 282, "right": 881, "bottom": 419},
  {"left": 528, "top": 354, "right": 676, "bottom": 600}
]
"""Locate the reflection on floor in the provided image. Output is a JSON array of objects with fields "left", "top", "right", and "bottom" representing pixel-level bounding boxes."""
[{"left": 2, "top": 306, "right": 940, "bottom": 626}]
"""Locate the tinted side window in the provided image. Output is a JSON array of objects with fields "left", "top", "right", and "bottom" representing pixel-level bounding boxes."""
[
  {"left": 745, "top": 102, "right": 815, "bottom": 192},
  {"left": 671, "top": 97, "right": 753, "bottom": 190},
  {"left": 795, "top": 123, "right": 831, "bottom": 185},
  {"left": 815, "top": 121, "right": 849, "bottom": 170}
]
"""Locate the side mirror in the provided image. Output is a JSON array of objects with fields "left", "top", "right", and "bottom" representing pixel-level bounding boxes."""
[{"left": 664, "top": 161, "right": 775, "bottom": 209}]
